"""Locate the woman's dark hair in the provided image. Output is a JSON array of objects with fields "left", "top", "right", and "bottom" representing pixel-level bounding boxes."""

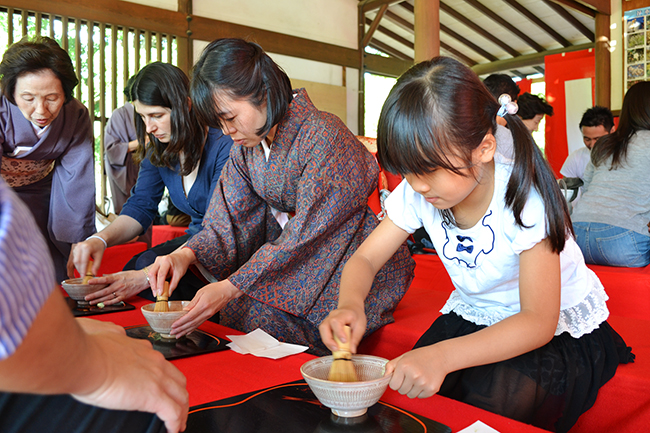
[
  {"left": 590, "top": 81, "right": 650, "bottom": 170},
  {"left": 131, "top": 62, "right": 205, "bottom": 175},
  {"left": 0, "top": 35, "right": 78, "bottom": 104},
  {"left": 123, "top": 74, "right": 136, "bottom": 102},
  {"left": 483, "top": 73, "right": 520, "bottom": 102},
  {"left": 377, "top": 56, "right": 572, "bottom": 253},
  {"left": 517, "top": 92, "right": 554, "bottom": 119},
  {"left": 191, "top": 38, "right": 293, "bottom": 136}
]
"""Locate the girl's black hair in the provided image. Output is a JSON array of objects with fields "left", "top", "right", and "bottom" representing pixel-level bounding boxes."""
[
  {"left": 377, "top": 56, "right": 572, "bottom": 253},
  {"left": 0, "top": 36, "right": 78, "bottom": 104},
  {"left": 590, "top": 81, "right": 650, "bottom": 170},
  {"left": 131, "top": 62, "right": 205, "bottom": 175},
  {"left": 190, "top": 38, "right": 293, "bottom": 136}
]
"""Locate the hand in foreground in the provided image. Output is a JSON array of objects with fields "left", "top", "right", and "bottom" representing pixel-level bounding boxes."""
[
  {"left": 169, "top": 280, "right": 242, "bottom": 338},
  {"left": 319, "top": 307, "right": 367, "bottom": 354},
  {"left": 384, "top": 345, "right": 450, "bottom": 399},
  {"left": 148, "top": 249, "right": 195, "bottom": 297},
  {"left": 72, "top": 319, "right": 189, "bottom": 433},
  {"left": 68, "top": 237, "right": 107, "bottom": 279},
  {"left": 84, "top": 270, "right": 150, "bottom": 306}
]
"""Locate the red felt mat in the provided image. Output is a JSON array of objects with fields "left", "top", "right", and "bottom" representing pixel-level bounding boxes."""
[
  {"left": 152, "top": 225, "right": 188, "bottom": 247},
  {"left": 93, "top": 297, "right": 547, "bottom": 432},
  {"left": 87, "top": 252, "right": 649, "bottom": 433}
]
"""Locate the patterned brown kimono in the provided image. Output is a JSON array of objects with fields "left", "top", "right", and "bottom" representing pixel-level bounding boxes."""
[{"left": 187, "top": 89, "right": 414, "bottom": 354}]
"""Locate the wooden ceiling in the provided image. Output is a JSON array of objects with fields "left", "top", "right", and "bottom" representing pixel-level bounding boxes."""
[{"left": 360, "top": 0, "right": 605, "bottom": 79}]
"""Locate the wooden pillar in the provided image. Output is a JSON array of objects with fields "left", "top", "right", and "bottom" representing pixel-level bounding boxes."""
[
  {"left": 594, "top": 12, "right": 610, "bottom": 108},
  {"left": 177, "top": 0, "right": 193, "bottom": 73},
  {"left": 414, "top": 0, "right": 440, "bottom": 63},
  {"left": 358, "top": 2, "right": 366, "bottom": 136}
]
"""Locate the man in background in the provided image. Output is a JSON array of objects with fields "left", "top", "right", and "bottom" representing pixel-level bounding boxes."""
[{"left": 561, "top": 106, "right": 615, "bottom": 180}]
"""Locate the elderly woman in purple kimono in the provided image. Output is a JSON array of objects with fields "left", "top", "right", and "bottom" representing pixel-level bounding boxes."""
[
  {"left": 0, "top": 36, "right": 94, "bottom": 282},
  {"left": 148, "top": 38, "right": 415, "bottom": 355}
]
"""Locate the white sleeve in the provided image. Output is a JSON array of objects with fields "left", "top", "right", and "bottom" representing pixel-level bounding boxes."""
[
  {"left": 560, "top": 151, "right": 580, "bottom": 178},
  {"left": 510, "top": 188, "right": 548, "bottom": 254},
  {"left": 384, "top": 178, "right": 423, "bottom": 234}
]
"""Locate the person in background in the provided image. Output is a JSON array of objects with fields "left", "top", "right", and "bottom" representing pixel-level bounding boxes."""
[
  {"left": 483, "top": 73, "right": 520, "bottom": 103},
  {"left": 560, "top": 106, "right": 615, "bottom": 180},
  {"left": 571, "top": 82, "right": 650, "bottom": 267},
  {"left": 70, "top": 62, "right": 232, "bottom": 305},
  {"left": 104, "top": 75, "right": 140, "bottom": 215},
  {"left": 517, "top": 92, "right": 553, "bottom": 133},
  {"left": 148, "top": 38, "right": 415, "bottom": 354},
  {"left": 0, "top": 179, "right": 188, "bottom": 433},
  {"left": 320, "top": 56, "right": 632, "bottom": 433},
  {"left": 0, "top": 36, "right": 94, "bottom": 283},
  {"left": 482, "top": 74, "right": 520, "bottom": 160}
]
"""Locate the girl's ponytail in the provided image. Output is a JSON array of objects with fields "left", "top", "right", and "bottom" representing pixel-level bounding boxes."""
[{"left": 503, "top": 112, "right": 573, "bottom": 253}]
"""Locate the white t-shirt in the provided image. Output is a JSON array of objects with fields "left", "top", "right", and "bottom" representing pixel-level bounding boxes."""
[
  {"left": 560, "top": 146, "right": 590, "bottom": 179},
  {"left": 385, "top": 161, "right": 609, "bottom": 338}
]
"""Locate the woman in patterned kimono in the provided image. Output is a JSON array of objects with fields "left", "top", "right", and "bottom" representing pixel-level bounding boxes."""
[
  {"left": 0, "top": 36, "right": 94, "bottom": 283},
  {"left": 148, "top": 38, "right": 415, "bottom": 355}
]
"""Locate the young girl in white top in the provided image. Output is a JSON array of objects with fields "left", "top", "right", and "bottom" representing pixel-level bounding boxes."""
[{"left": 319, "top": 57, "right": 633, "bottom": 432}]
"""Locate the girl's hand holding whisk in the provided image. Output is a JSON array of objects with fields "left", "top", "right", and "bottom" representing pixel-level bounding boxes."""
[{"left": 319, "top": 306, "right": 367, "bottom": 354}]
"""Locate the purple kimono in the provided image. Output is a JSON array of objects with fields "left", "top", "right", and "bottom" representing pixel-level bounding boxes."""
[
  {"left": 188, "top": 89, "right": 415, "bottom": 354},
  {"left": 104, "top": 102, "right": 138, "bottom": 214},
  {"left": 0, "top": 96, "right": 95, "bottom": 282}
]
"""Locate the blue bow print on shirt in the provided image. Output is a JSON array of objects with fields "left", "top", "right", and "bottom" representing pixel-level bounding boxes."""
[
  {"left": 456, "top": 244, "right": 473, "bottom": 253},
  {"left": 456, "top": 236, "right": 474, "bottom": 253},
  {"left": 441, "top": 211, "right": 495, "bottom": 268}
]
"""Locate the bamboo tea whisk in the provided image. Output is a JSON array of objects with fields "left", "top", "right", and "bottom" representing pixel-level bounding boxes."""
[
  {"left": 327, "top": 326, "right": 358, "bottom": 382},
  {"left": 154, "top": 281, "right": 170, "bottom": 312}
]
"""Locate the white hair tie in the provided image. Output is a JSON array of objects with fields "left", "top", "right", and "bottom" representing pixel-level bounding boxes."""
[{"left": 497, "top": 94, "right": 518, "bottom": 117}]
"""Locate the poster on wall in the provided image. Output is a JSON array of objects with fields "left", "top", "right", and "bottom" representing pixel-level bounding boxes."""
[{"left": 624, "top": 7, "right": 650, "bottom": 90}]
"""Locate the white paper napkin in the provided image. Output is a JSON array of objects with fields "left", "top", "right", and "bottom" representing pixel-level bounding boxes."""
[
  {"left": 458, "top": 421, "right": 501, "bottom": 433},
  {"left": 226, "top": 328, "right": 309, "bottom": 359}
]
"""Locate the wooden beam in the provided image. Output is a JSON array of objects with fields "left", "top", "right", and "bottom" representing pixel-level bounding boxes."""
[
  {"left": 190, "top": 15, "right": 359, "bottom": 68},
  {"left": 369, "top": 39, "right": 413, "bottom": 61},
  {"left": 471, "top": 42, "right": 594, "bottom": 75},
  {"left": 440, "top": 41, "right": 477, "bottom": 66},
  {"left": 361, "top": 4, "right": 388, "bottom": 48},
  {"left": 502, "top": 0, "right": 571, "bottom": 47},
  {"left": 577, "top": 0, "right": 609, "bottom": 15},
  {"left": 365, "top": 17, "right": 412, "bottom": 48},
  {"left": 1, "top": 0, "right": 187, "bottom": 37},
  {"left": 384, "top": 9, "right": 413, "bottom": 31},
  {"left": 358, "top": 1, "right": 366, "bottom": 135},
  {"left": 364, "top": 52, "right": 412, "bottom": 77},
  {"left": 438, "top": 3, "right": 521, "bottom": 58},
  {"left": 547, "top": 0, "right": 596, "bottom": 18},
  {"left": 360, "top": 0, "right": 403, "bottom": 13},
  {"left": 8, "top": 0, "right": 360, "bottom": 70},
  {"left": 440, "top": 23, "right": 498, "bottom": 62},
  {"left": 464, "top": 0, "right": 545, "bottom": 52},
  {"left": 542, "top": 0, "right": 594, "bottom": 42},
  {"left": 594, "top": 12, "right": 610, "bottom": 107}
]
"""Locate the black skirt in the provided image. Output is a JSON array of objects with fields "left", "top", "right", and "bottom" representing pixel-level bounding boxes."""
[{"left": 414, "top": 313, "right": 634, "bottom": 432}]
